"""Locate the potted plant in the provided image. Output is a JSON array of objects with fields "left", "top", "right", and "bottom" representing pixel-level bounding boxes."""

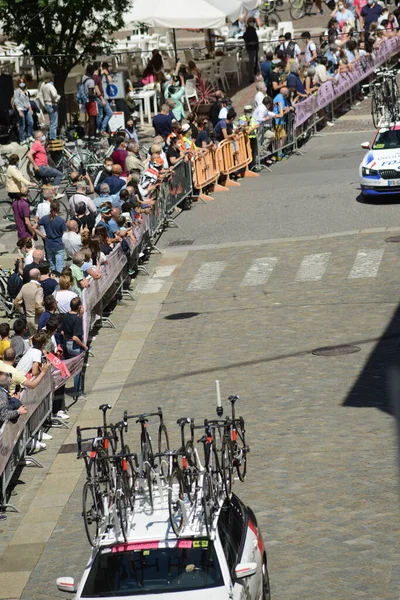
[{"left": 193, "top": 77, "right": 216, "bottom": 117}]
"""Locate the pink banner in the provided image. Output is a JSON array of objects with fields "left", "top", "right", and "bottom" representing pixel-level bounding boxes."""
[{"left": 295, "top": 37, "right": 400, "bottom": 127}]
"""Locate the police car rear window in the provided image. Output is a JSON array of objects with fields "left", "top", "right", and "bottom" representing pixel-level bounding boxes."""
[{"left": 81, "top": 540, "right": 224, "bottom": 596}]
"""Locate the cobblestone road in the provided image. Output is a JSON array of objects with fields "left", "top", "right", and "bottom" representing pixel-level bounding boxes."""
[{"left": 0, "top": 231, "right": 398, "bottom": 600}]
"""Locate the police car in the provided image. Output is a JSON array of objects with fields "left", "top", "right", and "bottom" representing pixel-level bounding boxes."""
[
  {"left": 359, "top": 123, "right": 400, "bottom": 197},
  {"left": 56, "top": 493, "right": 271, "bottom": 600}
]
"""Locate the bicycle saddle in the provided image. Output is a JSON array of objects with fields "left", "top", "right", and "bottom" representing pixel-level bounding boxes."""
[
  {"left": 177, "top": 417, "right": 190, "bottom": 427},
  {"left": 99, "top": 404, "right": 112, "bottom": 412}
]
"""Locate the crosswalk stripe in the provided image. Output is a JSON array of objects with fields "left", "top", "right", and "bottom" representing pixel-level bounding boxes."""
[
  {"left": 241, "top": 257, "right": 278, "bottom": 286},
  {"left": 348, "top": 249, "right": 384, "bottom": 279},
  {"left": 153, "top": 265, "right": 177, "bottom": 278},
  {"left": 295, "top": 253, "right": 331, "bottom": 282},
  {"left": 187, "top": 262, "right": 226, "bottom": 291}
]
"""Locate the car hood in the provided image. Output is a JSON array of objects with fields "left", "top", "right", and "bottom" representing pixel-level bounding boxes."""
[
  {"left": 80, "top": 587, "right": 230, "bottom": 600},
  {"left": 362, "top": 149, "right": 400, "bottom": 170}
]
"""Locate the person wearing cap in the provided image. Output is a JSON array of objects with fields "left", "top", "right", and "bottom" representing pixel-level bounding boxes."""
[
  {"left": 209, "top": 90, "right": 224, "bottom": 127},
  {"left": 218, "top": 97, "right": 231, "bottom": 121},
  {"left": 182, "top": 123, "right": 195, "bottom": 151},
  {"left": 238, "top": 105, "right": 258, "bottom": 169}
]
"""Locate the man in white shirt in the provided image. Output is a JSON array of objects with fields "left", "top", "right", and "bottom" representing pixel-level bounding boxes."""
[
  {"left": 35, "top": 187, "right": 55, "bottom": 235},
  {"left": 16, "top": 330, "right": 47, "bottom": 376},
  {"left": 62, "top": 220, "right": 82, "bottom": 260},
  {"left": 40, "top": 75, "right": 60, "bottom": 140},
  {"left": 69, "top": 181, "right": 97, "bottom": 219},
  {"left": 283, "top": 33, "right": 302, "bottom": 64},
  {"left": 254, "top": 82, "right": 266, "bottom": 108},
  {"left": 253, "top": 97, "right": 276, "bottom": 151},
  {"left": 301, "top": 31, "right": 318, "bottom": 67}
]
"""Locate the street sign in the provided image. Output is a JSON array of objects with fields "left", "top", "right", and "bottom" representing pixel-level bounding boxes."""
[
  {"left": 108, "top": 111, "right": 125, "bottom": 134},
  {"left": 104, "top": 71, "right": 125, "bottom": 100}
]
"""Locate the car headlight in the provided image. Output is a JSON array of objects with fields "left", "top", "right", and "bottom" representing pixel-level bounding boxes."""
[{"left": 362, "top": 167, "right": 379, "bottom": 176}]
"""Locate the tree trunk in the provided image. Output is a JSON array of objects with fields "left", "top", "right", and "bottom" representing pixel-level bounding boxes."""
[{"left": 54, "top": 70, "right": 69, "bottom": 130}]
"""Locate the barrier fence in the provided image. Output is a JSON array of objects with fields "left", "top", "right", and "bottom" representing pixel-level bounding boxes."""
[{"left": 1, "top": 36, "right": 399, "bottom": 510}]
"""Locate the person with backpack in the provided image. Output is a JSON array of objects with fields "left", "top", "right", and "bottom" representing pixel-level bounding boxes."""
[
  {"left": 77, "top": 64, "right": 100, "bottom": 139},
  {"left": 37, "top": 74, "right": 60, "bottom": 140},
  {"left": 283, "top": 33, "right": 301, "bottom": 64}
]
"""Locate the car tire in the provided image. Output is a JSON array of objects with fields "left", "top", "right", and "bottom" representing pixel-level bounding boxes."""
[{"left": 262, "top": 560, "right": 271, "bottom": 600}]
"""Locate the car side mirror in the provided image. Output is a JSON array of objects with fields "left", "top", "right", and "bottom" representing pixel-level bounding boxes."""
[
  {"left": 235, "top": 562, "right": 258, "bottom": 580},
  {"left": 56, "top": 577, "right": 76, "bottom": 593},
  {"left": 361, "top": 141, "right": 370, "bottom": 149}
]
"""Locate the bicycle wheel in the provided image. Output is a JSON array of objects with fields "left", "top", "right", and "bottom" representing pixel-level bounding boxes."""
[
  {"left": 82, "top": 481, "right": 102, "bottom": 546},
  {"left": 0, "top": 201, "right": 16, "bottom": 233},
  {"left": 168, "top": 468, "right": 191, "bottom": 536},
  {"left": 26, "top": 161, "right": 37, "bottom": 183},
  {"left": 0, "top": 166, "right": 6, "bottom": 188},
  {"left": 145, "top": 461, "right": 153, "bottom": 508},
  {"left": 371, "top": 95, "right": 382, "bottom": 129},
  {"left": 268, "top": 11, "right": 281, "bottom": 28},
  {"left": 289, "top": 0, "right": 304, "bottom": 20},
  {"left": 233, "top": 419, "right": 248, "bottom": 482},
  {"left": 304, "top": 0, "right": 313, "bottom": 15},
  {"left": 221, "top": 437, "right": 233, "bottom": 499},
  {"left": 158, "top": 424, "right": 170, "bottom": 481},
  {"left": 121, "top": 446, "right": 136, "bottom": 509},
  {"left": 202, "top": 471, "right": 216, "bottom": 537}
]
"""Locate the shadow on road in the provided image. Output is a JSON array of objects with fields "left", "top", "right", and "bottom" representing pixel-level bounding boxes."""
[
  {"left": 343, "top": 303, "right": 400, "bottom": 414},
  {"left": 356, "top": 191, "right": 400, "bottom": 205}
]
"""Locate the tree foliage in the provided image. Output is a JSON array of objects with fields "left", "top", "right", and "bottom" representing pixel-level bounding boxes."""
[{"left": 0, "top": 0, "right": 133, "bottom": 76}]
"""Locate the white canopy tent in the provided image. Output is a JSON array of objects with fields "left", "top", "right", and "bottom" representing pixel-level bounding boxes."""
[
  {"left": 124, "top": 0, "right": 226, "bottom": 30},
  {"left": 205, "top": 0, "right": 261, "bottom": 23},
  {"left": 124, "top": 0, "right": 261, "bottom": 59}
]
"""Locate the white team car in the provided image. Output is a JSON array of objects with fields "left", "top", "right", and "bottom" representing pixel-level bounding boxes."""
[
  {"left": 359, "top": 124, "right": 400, "bottom": 198},
  {"left": 56, "top": 494, "right": 271, "bottom": 600}
]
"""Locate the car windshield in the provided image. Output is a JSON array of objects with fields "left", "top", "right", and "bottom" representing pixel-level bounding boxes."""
[
  {"left": 372, "top": 128, "right": 400, "bottom": 150},
  {"left": 81, "top": 540, "right": 224, "bottom": 597}
]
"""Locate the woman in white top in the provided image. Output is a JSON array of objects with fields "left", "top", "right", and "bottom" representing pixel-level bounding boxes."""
[
  {"left": 6, "top": 153, "right": 36, "bottom": 200},
  {"left": 54, "top": 274, "right": 78, "bottom": 313}
]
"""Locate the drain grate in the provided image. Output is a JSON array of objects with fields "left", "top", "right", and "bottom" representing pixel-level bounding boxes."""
[
  {"left": 168, "top": 239, "right": 194, "bottom": 247},
  {"left": 385, "top": 235, "right": 400, "bottom": 243},
  {"left": 311, "top": 344, "right": 361, "bottom": 357}
]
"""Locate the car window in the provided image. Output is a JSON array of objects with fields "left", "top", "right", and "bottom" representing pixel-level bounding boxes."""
[
  {"left": 372, "top": 128, "right": 400, "bottom": 149},
  {"left": 217, "top": 496, "right": 246, "bottom": 575},
  {"left": 81, "top": 540, "right": 224, "bottom": 597}
]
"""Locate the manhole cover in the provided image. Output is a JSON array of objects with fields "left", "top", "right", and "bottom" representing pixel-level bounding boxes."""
[
  {"left": 165, "top": 312, "right": 199, "bottom": 320},
  {"left": 168, "top": 240, "right": 194, "bottom": 246},
  {"left": 311, "top": 344, "right": 361, "bottom": 357},
  {"left": 385, "top": 236, "right": 400, "bottom": 243}
]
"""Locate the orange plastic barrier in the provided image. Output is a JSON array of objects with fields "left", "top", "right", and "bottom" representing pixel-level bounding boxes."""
[
  {"left": 191, "top": 147, "right": 227, "bottom": 201},
  {"left": 216, "top": 131, "right": 259, "bottom": 187}
]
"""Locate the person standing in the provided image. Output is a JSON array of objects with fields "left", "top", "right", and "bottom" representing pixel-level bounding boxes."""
[
  {"left": 35, "top": 200, "right": 67, "bottom": 274},
  {"left": 14, "top": 268, "right": 44, "bottom": 335},
  {"left": 93, "top": 62, "right": 113, "bottom": 136},
  {"left": 13, "top": 76, "right": 33, "bottom": 144},
  {"left": 242, "top": 17, "right": 259, "bottom": 84},
  {"left": 164, "top": 75, "right": 186, "bottom": 122},
  {"left": 12, "top": 186, "right": 37, "bottom": 240},
  {"left": 40, "top": 75, "right": 61, "bottom": 140},
  {"left": 360, "top": 0, "right": 383, "bottom": 32},
  {"left": 81, "top": 64, "right": 99, "bottom": 139},
  {"left": 61, "top": 296, "right": 88, "bottom": 399}
]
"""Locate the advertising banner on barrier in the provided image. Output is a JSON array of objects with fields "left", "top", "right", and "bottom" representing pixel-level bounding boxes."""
[{"left": 295, "top": 37, "right": 400, "bottom": 127}]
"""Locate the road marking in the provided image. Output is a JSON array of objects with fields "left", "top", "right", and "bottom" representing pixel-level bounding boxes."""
[
  {"left": 295, "top": 253, "right": 330, "bottom": 282},
  {"left": 187, "top": 262, "right": 226, "bottom": 291},
  {"left": 348, "top": 249, "right": 384, "bottom": 279},
  {"left": 139, "top": 279, "right": 165, "bottom": 294},
  {"left": 241, "top": 257, "right": 278, "bottom": 286},
  {"left": 153, "top": 265, "right": 177, "bottom": 278}
]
